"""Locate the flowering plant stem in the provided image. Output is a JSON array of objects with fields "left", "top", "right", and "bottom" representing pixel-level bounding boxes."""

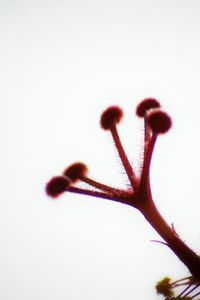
[{"left": 136, "top": 190, "right": 200, "bottom": 279}]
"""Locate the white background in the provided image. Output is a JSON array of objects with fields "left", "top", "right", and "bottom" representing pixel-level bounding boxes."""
[{"left": 1, "top": 0, "right": 200, "bottom": 299}]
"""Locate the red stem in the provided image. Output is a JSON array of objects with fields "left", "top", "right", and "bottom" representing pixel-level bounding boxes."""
[
  {"left": 137, "top": 195, "right": 200, "bottom": 279},
  {"left": 66, "top": 186, "right": 125, "bottom": 204},
  {"left": 81, "top": 177, "right": 120, "bottom": 195},
  {"left": 110, "top": 124, "right": 138, "bottom": 190}
]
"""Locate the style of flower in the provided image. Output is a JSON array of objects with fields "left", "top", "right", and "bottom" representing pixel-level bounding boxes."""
[{"left": 46, "top": 98, "right": 200, "bottom": 299}]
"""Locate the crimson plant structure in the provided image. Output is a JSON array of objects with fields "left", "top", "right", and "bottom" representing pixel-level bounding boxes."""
[{"left": 46, "top": 98, "right": 200, "bottom": 299}]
